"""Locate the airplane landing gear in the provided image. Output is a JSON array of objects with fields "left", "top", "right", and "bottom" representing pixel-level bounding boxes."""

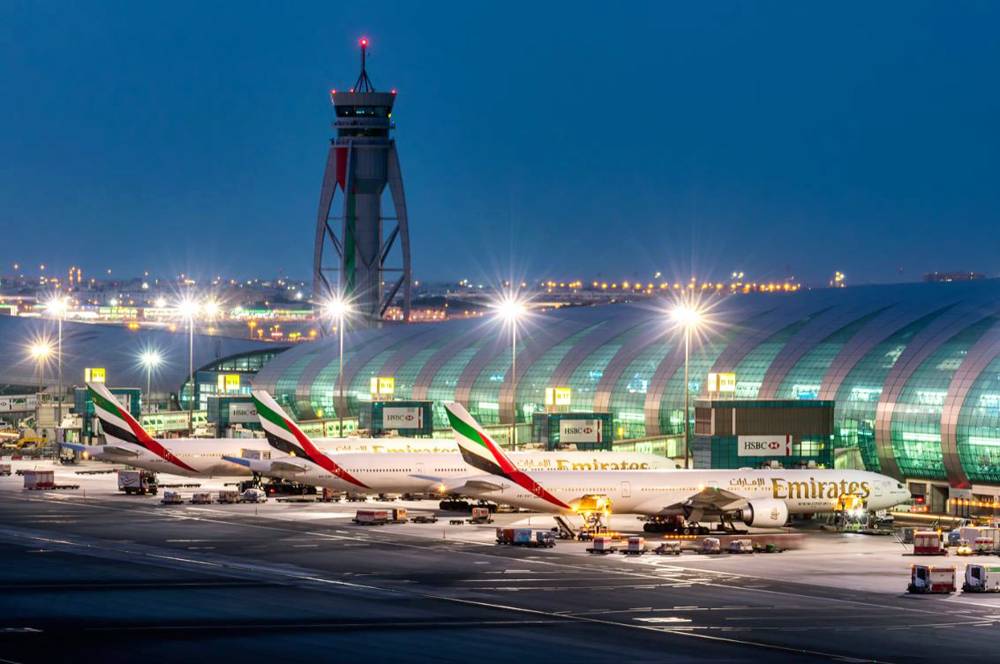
[{"left": 642, "top": 515, "right": 711, "bottom": 535}]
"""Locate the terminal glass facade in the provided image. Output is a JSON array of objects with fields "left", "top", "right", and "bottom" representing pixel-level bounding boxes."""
[
  {"left": 250, "top": 281, "right": 1000, "bottom": 487},
  {"left": 957, "top": 352, "right": 1000, "bottom": 483},
  {"left": 889, "top": 317, "right": 996, "bottom": 480}
]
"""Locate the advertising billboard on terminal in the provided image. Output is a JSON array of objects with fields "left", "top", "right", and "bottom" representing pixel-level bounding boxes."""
[
  {"left": 559, "top": 419, "right": 604, "bottom": 444},
  {"left": 737, "top": 435, "right": 791, "bottom": 457},
  {"left": 228, "top": 402, "right": 258, "bottom": 424},
  {"left": 0, "top": 395, "right": 37, "bottom": 413},
  {"left": 383, "top": 406, "right": 423, "bottom": 430}
]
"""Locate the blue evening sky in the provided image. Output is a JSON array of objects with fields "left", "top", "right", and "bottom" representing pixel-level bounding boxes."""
[{"left": 1, "top": 1, "right": 998, "bottom": 286}]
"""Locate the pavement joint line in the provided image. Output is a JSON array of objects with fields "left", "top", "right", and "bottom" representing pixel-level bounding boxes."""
[
  {"left": 79, "top": 619, "right": 575, "bottom": 634},
  {"left": 3, "top": 492, "right": 994, "bottom": 622}
]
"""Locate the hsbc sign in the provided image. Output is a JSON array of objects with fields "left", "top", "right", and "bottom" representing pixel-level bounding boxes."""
[
  {"left": 737, "top": 435, "right": 791, "bottom": 457},
  {"left": 228, "top": 403, "right": 258, "bottom": 424},
  {"left": 383, "top": 406, "right": 424, "bottom": 430},
  {"left": 560, "top": 419, "right": 603, "bottom": 444}
]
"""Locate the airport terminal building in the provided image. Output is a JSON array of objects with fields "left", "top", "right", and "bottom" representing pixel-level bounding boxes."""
[{"left": 254, "top": 280, "right": 1000, "bottom": 500}]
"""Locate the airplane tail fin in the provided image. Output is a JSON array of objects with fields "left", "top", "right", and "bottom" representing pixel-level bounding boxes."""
[
  {"left": 443, "top": 402, "right": 520, "bottom": 478},
  {"left": 87, "top": 382, "right": 152, "bottom": 448},
  {"left": 86, "top": 382, "right": 197, "bottom": 472},
  {"left": 252, "top": 390, "right": 320, "bottom": 458},
  {"left": 444, "top": 402, "right": 572, "bottom": 511},
  {"left": 251, "top": 390, "right": 368, "bottom": 488}
]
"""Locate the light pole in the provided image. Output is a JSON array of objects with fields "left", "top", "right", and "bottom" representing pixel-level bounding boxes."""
[
  {"left": 324, "top": 296, "right": 351, "bottom": 437},
  {"left": 139, "top": 350, "right": 162, "bottom": 414},
  {"left": 29, "top": 341, "right": 52, "bottom": 435},
  {"left": 177, "top": 297, "right": 200, "bottom": 435},
  {"left": 671, "top": 303, "right": 702, "bottom": 469},
  {"left": 45, "top": 296, "right": 69, "bottom": 430},
  {"left": 495, "top": 293, "right": 526, "bottom": 450}
]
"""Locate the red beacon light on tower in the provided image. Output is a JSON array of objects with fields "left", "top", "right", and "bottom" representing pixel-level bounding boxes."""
[{"left": 359, "top": 37, "right": 369, "bottom": 48}]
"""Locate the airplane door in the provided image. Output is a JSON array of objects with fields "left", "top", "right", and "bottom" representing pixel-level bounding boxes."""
[
  {"left": 874, "top": 481, "right": 884, "bottom": 497},
  {"left": 621, "top": 481, "right": 631, "bottom": 498},
  {"left": 416, "top": 461, "right": 425, "bottom": 476}
]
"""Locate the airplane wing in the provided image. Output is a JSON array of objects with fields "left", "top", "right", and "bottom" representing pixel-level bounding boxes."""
[
  {"left": 101, "top": 445, "right": 140, "bottom": 457},
  {"left": 437, "top": 475, "right": 508, "bottom": 495},
  {"left": 222, "top": 455, "right": 310, "bottom": 474},
  {"left": 62, "top": 441, "right": 138, "bottom": 457},
  {"left": 269, "top": 458, "right": 310, "bottom": 473},
  {"left": 222, "top": 455, "right": 253, "bottom": 468},
  {"left": 638, "top": 487, "right": 749, "bottom": 523}
]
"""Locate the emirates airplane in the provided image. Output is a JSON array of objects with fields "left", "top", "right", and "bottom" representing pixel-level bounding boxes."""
[
  {"left": 443, "top": 402, "right": 911, "bottom": 529},
  {"left": 219, "top": 390, "right": 675, "bottom": 493},
  {"left": 66, "top": 383, "right": 472, "bottom": 477}
]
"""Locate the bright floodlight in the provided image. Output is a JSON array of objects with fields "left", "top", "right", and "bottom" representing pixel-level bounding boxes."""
[
  {"left": 324, "top": 296, "right": 352, "bottom": 321},
  {"left": 494, "top": 294, "right": 526, "bottom": 324},
  {"left": 45, "top": 295, "right": 69, "bottom": 316},
  {"left": 154, "top": 296, "right": 167, "bottom": 308},
  {"left": 29, "top": 341, "right": 52, "bottom": 360},
  {"left": 176, "top": 297, "right": 200, "bottom": 320},
  {"left": 671, "top": 304, "right": 702, "bottom": 328},
  {"left": 201, "top": 298, "right": 221, "bottom": 320},
  {"left": 139, "top": 350, "right": 163, "bottom": 369}
]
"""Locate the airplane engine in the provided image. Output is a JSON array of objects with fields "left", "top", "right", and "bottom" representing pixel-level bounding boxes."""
[{"left": 737, "top": 499, "right": 789, "bottom": 527}]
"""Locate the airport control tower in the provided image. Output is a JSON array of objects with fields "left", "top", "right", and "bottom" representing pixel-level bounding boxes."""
[{"left": 313, "top": 38, "right": 412, "bottom": 326}]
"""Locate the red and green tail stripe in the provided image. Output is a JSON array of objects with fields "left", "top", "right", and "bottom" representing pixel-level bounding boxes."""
[
  {"left": 253, "top": 393, "right": 368, "bottom": 489},
  {"left": 89, "top": 385, "right": 196, "bottom": 473},
  {"left": 445, "top": 404, "right": 570, "bottom": 510}
]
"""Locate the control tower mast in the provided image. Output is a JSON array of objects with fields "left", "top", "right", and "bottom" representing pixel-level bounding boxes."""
[{"left": 313, "top": 37, "right": 412, "bottom": 326}]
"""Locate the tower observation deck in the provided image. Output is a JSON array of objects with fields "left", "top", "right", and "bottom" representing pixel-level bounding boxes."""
[{"left": 313, "top": 37, "right": 412, "bottom": 326}]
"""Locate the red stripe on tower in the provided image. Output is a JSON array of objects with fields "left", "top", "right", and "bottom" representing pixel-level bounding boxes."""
[{"left": 335, "top": 146, "right": 348, "bottom": 189}]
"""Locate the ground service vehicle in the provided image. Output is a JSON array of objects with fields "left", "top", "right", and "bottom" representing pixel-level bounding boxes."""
[
  {"left": 913, "top": 531, "right": 947, "bottom": 555},
  {"left": 160, "top": 491, "right": 183, "bottom": 505},
  {"left": 0, "top": 463, "right": 12, "bottom": 476},
  {"left": 118, "top": 469, "right": 157, "bottom": 495},
  {"left": 623, "top": 536, "right": 647, "bottom": 555},
  {"left": 469, "top": 506, "right": 493, "bottom": 524},
  {"left": 217, "top": 490, "right": 239, "bottom": 504},
  {"left": 729, "top": 539, "right": 754, "bottom": 554},
  {"left": 240, "top": 488, "right": 267, "bottom": 503},
  {"left": 412, "top": 515, "right": 438, "bottom": 524},
  {"left": 908, "top": 565, "right": 956, "bottom": 594},
  {"left": 653, "top": 541, "right": 682, "bottom": 556},
  {"left": 22, "top": 470, "right": 54, "bottom": 490},
  {"left": 354, "top": 510, "right": 389, "bottom": 525},
  {"left": 961, "top": 527, "right": 1000, "bottom": 552},
  {"left": 496, "top": 528, "right": 556, "bottom": 547},
  {"left": 586, "top": 536, "right": 618, "bottom": 554},
  {"left": 963, "top": 565, "right": 1000, "bottom": 592},
  {"left": 702, "top": 538, "right": 722, "bottom": 554}
]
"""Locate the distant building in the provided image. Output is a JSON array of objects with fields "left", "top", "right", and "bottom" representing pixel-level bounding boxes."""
[{"left": 924, "top": 271, "right": 986, "bottom": 283}]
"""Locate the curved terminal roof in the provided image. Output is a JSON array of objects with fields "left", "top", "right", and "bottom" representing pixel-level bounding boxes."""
[
  {"left": 254, "top": 280, "right": 1000, "bottom": 487},
  {"left": 0, "top": 316, "right": 285, "bottom": 394}
]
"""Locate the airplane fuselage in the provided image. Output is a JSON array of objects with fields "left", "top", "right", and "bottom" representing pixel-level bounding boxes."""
[
  {"left": 240, "top": 450, "right": 676, "bottom": 493},
  {"left": 461, "top": 468, "right": 911, "bottom": 516},
  {"left": 81, "top": 437, "right": 453, "bottom": 477}
]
